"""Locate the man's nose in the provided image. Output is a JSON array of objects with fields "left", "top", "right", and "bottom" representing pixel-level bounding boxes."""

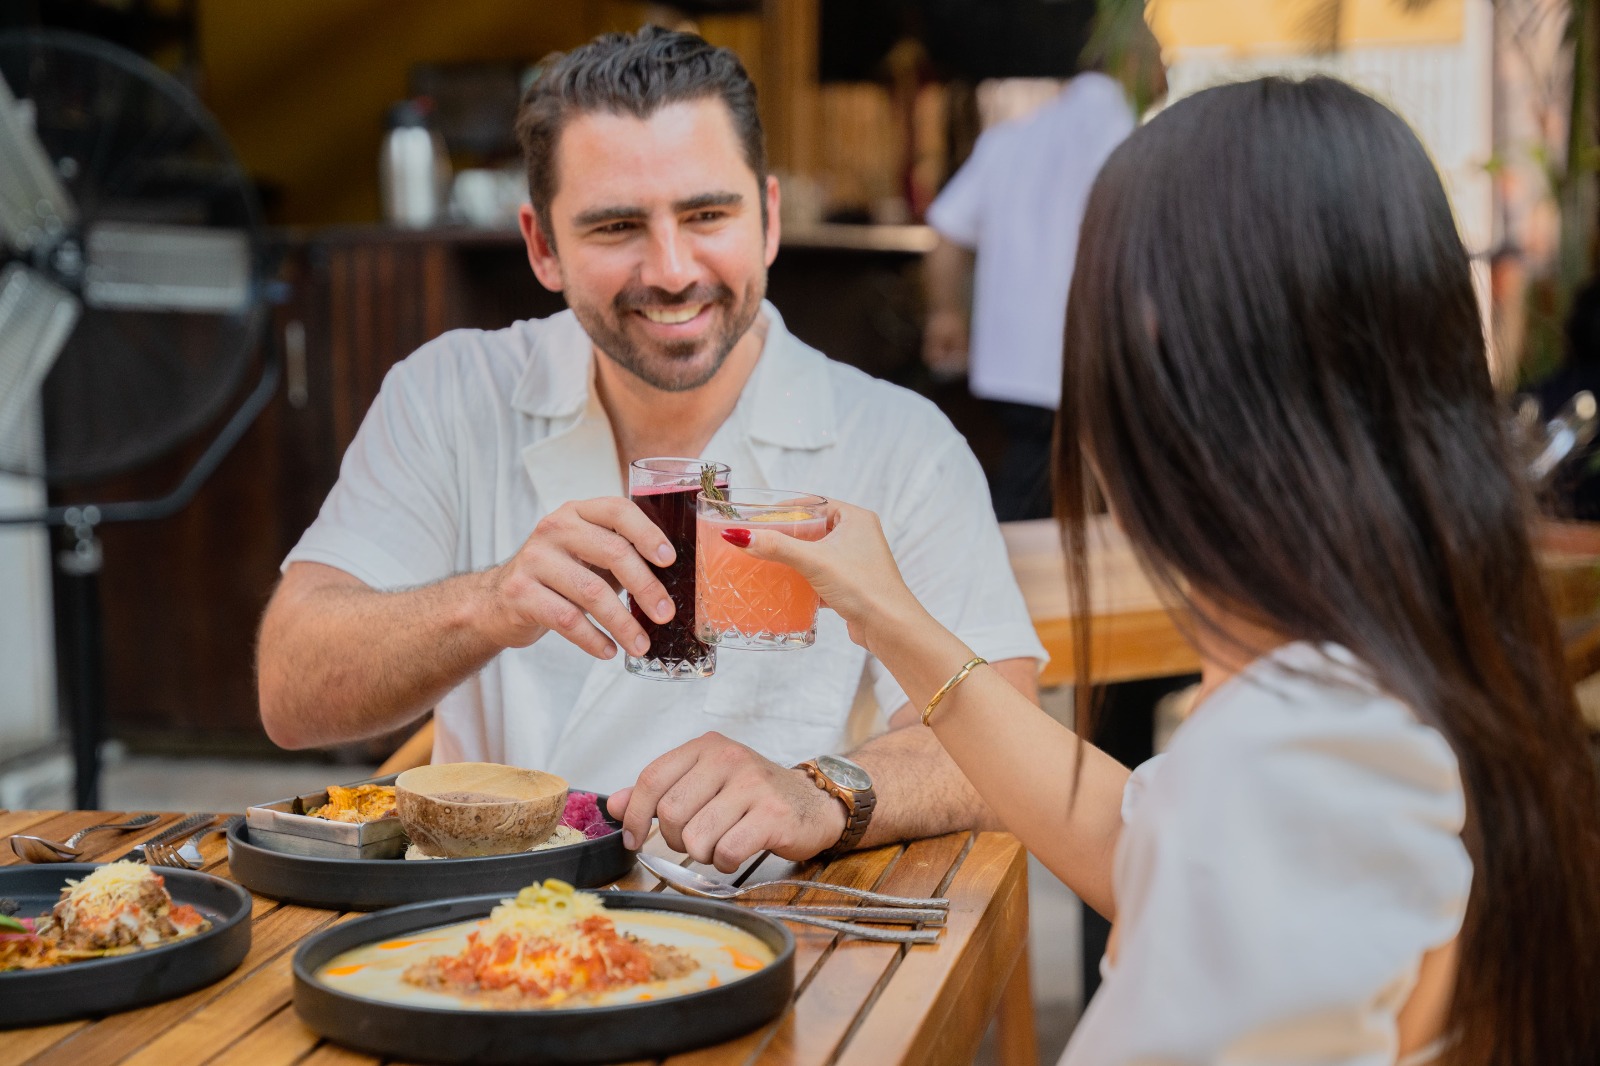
[{"left": 639, "top": 223, "right": 699, "bottom": 294}]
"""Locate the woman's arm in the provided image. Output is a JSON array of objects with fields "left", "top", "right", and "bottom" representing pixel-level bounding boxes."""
[
  {"left": 867, "top": 592, "right": 1127, "bottom": 918},
  {"left": 739, "top": 503, "right": 1130, "bottom": 918}
]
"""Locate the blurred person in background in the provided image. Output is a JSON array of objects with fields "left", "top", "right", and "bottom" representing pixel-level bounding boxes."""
[
  {"left": 743, "top": 77, "right": 1600, "bottom": 1065},
  {"left": 921, "top": 32, "right": 1162, "bottom": 521}
]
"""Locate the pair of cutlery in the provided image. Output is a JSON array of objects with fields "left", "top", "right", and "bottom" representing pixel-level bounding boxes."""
[
  {"left": 635, "top": 853, "right": 948, "bottom": 945},
  {"left": 141, "top": 816, "right": 242, "bottom": 869},
  {"left": 117, "top": 813, "right": 215, "bottom": 865},
  {"left": 8, "top": 814, "right": 159, "bottom": 862}
]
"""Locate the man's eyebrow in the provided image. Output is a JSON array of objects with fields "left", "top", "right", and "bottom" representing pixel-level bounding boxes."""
[
  {"left": 572, "top": 204, "right": 646, "bottom": 228},
  {"left": 674, "top": 192, "right": 743, "bottom": 213},
  {"left": 571, "top": 192, "right": 744, "bottom": 229}
]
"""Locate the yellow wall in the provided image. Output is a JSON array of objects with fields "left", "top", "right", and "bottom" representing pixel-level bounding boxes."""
[
  {"left": 199, "top": 1, "right": 578, "bottom": 224},
  {"left": 1150, "top": 0, "right": 1465, "bottom": 51},
  {"left": 197, "top": 1, "right": 741, "bottom": 225}
]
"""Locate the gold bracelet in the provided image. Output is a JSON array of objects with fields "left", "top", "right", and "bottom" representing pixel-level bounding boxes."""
[{"left": 922, "top": 656, "right": 987, "bottom": 727}]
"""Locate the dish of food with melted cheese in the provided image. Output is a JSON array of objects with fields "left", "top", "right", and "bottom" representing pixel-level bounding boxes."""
[
  {"left": 314, "top": 879, "right": 774, "bottom": 1010},
  {"left": 0, "top": 862, "right": 211, "bottom": 972}
]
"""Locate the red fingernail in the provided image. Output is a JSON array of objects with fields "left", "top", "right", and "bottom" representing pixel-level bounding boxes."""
[{"left": 722, "top": 528, "right": 752, "bottom": 548}]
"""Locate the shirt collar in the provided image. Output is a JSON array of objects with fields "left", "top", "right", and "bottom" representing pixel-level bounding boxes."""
[
  {"left": 509, "top": 300, "right": 838, "bottom": 451},
  {"left": 511, "top": 309, "right": 593, "bottom": 419},
  {"left": 742, "top": 302, "right": 837, "bottom": 451}
]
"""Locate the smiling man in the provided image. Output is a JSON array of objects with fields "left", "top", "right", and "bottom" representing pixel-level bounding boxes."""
[{"left": 256, "top": 27, "right": 1046, "bottom": 871}]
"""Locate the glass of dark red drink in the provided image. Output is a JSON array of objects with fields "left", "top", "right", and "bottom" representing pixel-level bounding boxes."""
[{"left": 625, "top": 458, "right": 730, "bottom": 680}]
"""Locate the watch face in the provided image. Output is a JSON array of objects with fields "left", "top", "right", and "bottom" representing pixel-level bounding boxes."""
[{"left": 817, "top": 755, "right": 871, "bottom": 791}]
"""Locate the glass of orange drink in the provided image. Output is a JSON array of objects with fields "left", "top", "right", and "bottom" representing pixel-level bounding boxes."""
[{"left": 695, "top": 489, "right": 828, "bottom": 649}]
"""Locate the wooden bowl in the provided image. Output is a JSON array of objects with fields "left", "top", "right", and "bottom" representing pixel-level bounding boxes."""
[{"left": 395, "top": 763, "right": 568, "bottom": 858}]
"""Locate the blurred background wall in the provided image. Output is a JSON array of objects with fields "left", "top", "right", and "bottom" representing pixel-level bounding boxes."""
[{"left": 196, "top": 2, "right": 777, "bottom": 226}]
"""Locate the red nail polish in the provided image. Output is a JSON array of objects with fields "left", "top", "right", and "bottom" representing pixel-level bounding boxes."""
[{"left": 722, "top": 527, "right": 752, "bottom": 548}]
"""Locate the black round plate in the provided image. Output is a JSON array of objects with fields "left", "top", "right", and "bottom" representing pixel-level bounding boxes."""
[
  {"left": 226, "top": 801, "right": 633, "bottom": 911},
  {"left": 293, "top": 890, "right": 794, "bottom": 1065},
  {"left": 0, "top": 863, "right": 253, "bottom": 1028}
]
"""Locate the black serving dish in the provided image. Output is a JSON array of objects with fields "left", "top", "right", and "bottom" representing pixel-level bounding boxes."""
[
  {"left": 226, "top": 794, "right": 631, "bottom": 911},
  {"left": 293, "top": 890, "right": 795, "bottom": 1064},
  {"left": 0, "top": 864, "right": 253, "bottom": 1028}
]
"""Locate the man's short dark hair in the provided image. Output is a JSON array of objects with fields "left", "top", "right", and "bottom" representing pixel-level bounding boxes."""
[{"left": 515, "top": 26, "right": 767, "bottom": 241}]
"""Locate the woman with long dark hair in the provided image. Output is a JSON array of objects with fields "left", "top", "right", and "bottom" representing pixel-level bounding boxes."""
[{"left": 738, "top": 78, "right": 1600, "bottom": 1064}]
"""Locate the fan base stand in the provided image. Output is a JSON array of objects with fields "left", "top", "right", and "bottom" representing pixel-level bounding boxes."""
[{"left": 56, "top": 506, "right": 103, "bottom": 809}]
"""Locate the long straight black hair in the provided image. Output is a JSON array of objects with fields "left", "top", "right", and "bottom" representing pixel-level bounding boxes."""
[{"left": 1059, "top": 77, "right": 1600, "bottom": 1065}]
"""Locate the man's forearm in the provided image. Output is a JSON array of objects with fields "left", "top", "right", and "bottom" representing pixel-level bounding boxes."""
[
  {"left": 848, "top": 723, "right": 997, "bottom": 847},
  {"left": 257, "top": 566, "right": 503, "bottom": 749},
  {"left": 924, "top": 237, "right": 974, "bottom": 317}
]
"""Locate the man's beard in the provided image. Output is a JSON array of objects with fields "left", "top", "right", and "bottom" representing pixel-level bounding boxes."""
[{"left": 570, "top": 277, "right": 765, "bottom": 393}]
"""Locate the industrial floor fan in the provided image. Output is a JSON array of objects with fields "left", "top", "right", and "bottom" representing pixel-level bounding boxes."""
[{"left": 0, "top": 30, "right": 277, "bottom": 807}]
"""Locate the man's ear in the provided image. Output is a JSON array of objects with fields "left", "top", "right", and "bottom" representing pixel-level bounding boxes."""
[
  {"left": 520, "top": 203, "right": 565, "bottom": 292},
  {"left": 763, "top": 174, "right": 782, "bottom": 268}
]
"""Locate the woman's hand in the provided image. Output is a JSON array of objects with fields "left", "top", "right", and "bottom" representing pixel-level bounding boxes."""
[{"left": 733, "top": 501, "right": 925, "bottom": 653}]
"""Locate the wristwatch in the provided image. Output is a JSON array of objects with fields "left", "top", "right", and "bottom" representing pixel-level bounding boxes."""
[{"left": 796, "top": 754, "right": 877, "bottom": 859}]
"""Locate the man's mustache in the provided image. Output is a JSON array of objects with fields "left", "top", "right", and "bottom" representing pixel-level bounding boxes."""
[{"left": 614, "top": 283, "right": 733, "bottom": 312}]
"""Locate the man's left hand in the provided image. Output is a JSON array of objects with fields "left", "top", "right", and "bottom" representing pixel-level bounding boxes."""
[{"left": 607, "top": 732, "right": 846, "bottom": 872}]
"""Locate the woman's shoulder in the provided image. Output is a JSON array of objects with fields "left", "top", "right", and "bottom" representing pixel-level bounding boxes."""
[
  {"left": 1180, "top": 643, "right": 1459, "bottom": 773},
  {"left": 1130, "top": 642, "right": 1468, "bottom": 842}
]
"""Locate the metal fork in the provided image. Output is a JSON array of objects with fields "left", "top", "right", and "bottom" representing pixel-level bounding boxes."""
[
  {"left": 128, "top": 813, "right": 212, "bottom": 865},
  {"left": 146, "top": 816, "right": 238, "bottom": 869},
  {"left": 143, "top": 837, "right": 190, "bottom": 869}
]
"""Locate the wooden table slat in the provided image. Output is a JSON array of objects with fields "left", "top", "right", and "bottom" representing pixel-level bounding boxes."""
[
  {"left": 747, "top": 834, "right": 972, "bottom": 1066},
  {"left": 0, "top": 810, "right": 67, "bottom": 842},
  {"left": 664, "top": 837, "right": 965, "bottom": 1066},
  {"left": 296, "top": 1044, "right": 372, "bottom": 1065},
  {"left": 833, "top": 833, "right": 1029, "bottom": 1066},
  {"left": 201, "top": 1003, "right": 322, "bottom": 1066},
  {"left": 23, "top": 903, "right": 338, "bottom": 1066},
  {"left": 122, "top": 914, "right": 359, "bottom": 1066},
  {"left": 0, "top": 811, "right": 148, "bottom": 865},
  {"left": 0, "top": 1021, "right": 88, "bottom": 1066}
]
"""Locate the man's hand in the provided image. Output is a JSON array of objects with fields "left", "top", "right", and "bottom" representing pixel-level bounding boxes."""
[
  {"left": 477, "top": 496, "right": 678, "bottom": 660},
  {"left": 607, "top": 732, "right": 847, "bottom": 872}
]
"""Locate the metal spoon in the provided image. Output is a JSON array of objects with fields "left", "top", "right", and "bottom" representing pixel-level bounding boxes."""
[
  {"left": 8, "top": 814, "right": 159, "bottom": 863},
  {"left": 636, "top": 853, "right": 949, "bottom": 909}
]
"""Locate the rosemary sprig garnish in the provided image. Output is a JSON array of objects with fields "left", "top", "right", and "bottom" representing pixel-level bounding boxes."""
[{"left": 700, "top": 465, "right": 738, "bottom": 519}]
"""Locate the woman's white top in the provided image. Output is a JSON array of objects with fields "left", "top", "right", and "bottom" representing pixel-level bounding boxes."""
[{"left": 1061, "top": 643, "right": 1472, "bottom": 1065}]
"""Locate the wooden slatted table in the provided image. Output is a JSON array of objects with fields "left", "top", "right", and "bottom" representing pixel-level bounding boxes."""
[
  {"left": 1001, "top": 517, "right": 1199, "bottom": 687},
  {"left": 1004, "top": 516, "right": 1600, "bottom": 690},
  {"left": 0, "top": 809, "right": 1034, "bottom": 1066}
]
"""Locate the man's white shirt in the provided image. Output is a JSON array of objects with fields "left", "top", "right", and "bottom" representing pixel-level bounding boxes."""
[{"left": 285, "top": 302, "right": 1045, "bottom": 793}]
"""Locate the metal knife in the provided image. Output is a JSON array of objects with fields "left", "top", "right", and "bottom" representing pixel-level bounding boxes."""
[
  {"left": 755, "top": 905, "right": 947, "bottom": 926},
  {"left": 759, "top": 913, "right": 941, "bottom": 944},
  {"left": 117, "top": 813, "right": 212, "bottom": 862}
]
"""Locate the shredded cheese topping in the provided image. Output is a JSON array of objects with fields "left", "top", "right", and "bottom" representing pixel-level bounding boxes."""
[
  {"left": 61, "top": 860, "right": 157, "bottom": 910},
  {"left": 480, "top": 879, "right": 605, "bottom": 940}
]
